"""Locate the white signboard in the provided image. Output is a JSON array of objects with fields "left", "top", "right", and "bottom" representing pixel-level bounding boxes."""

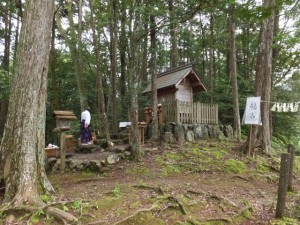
[
  {"left": 243, "top": 97, "right": 261, "bottom": 125},
  {"left": 119, "top": 122, "right": 131, "bottom": 128}
]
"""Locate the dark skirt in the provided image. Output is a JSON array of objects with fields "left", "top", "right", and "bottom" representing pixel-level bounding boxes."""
[{"left": 80, "top": 120, "right": 92, "bottom": 144}]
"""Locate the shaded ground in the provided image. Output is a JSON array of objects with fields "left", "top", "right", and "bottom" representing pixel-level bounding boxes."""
[
  {"left": 1, "top": 139, "right": 300, "bottom": 224},
  {"left": 46, "top": 139, "right": 300, "bottom": 225}
]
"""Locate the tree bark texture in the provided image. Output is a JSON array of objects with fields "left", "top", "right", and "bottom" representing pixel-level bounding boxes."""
[
  {"left": 110, "top": 0, "right": 118, "bottom": 133},
  {"left": 89, "top": 0, "right": 112, "bottom": 147},
  {"left": 0, "top": 0, "right": 55, "bottom": 206},
  {"left": 2, "top": 0, "right": 12, "bottom": 73},
  {"left": 248, "top": 0, "right": 275, "bottom": 155},
  {"left": 119, "top": 0, "right": 128, "bottom": 121},
  {"left": 275, "top": 153, "right": 290, "bottom": 218},
  {"left": 228, "top": 3, "right": 241, "bottom": 142},
  {"left": 150, "top": 14, "right": 159, "bottom": 141},
  {"left": 287, "top": 144, "right": 295, "bottom": 191},
  {"left": 128, "top": 0, "right": 142, "bottom": 160},
  {"left": 168, "top": 0, "right": 179, "bottom": 68},
  {"left": 55, "top": 0, "right": 88, "bottom": 111}
]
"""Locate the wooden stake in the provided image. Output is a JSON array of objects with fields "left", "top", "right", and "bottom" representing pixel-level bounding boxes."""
[{"left": 247, "top": 125, "right": 252, "bottom": 156}]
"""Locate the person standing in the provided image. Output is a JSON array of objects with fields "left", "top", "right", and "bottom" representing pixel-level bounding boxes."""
[{"left": 80, "top": 107, "right": 92, "bottom": 144}]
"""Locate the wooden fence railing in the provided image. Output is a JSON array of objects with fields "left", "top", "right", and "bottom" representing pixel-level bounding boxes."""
[{"left": 161, "top": 101, "right": 218, "bottom": 124}]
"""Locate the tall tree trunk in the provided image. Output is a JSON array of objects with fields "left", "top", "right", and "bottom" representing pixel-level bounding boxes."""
[
  {"left": 89, "top": 0, "right": 112, "bottom": 147},
  {"left": 141, "top": 22, "right": 149, "bottom": 84},
  {"left": 0, "top": 0, "right": 55, "bottom": 206},
  {"left": 55, "top": 0, "right": 88, "bottom": 111},
  {"left": 119, "top": 0, "right": 128, "bottom": 121},
  {"left": 150, "top": 14, "right": 159, "bottom": 141},
  {"left": 168, "top": 0, "right": 179, "bottom": 68},
  {"left": 110, "top": 0, "right": 118, "bottom": 133},
  {"left": 13, "top": 5, "right": 21, "bottom": 69},
  {"left": 209, "top": 14, "right": 215, "bottom": 103},
  {"left": 229, "top": 3, "right": 241, "bottom": 142},
  {"left": 248, "top": 0, "right": 275, "bottom": 155},
  {"left": 2, "top": 0, "right": 12, "bottom": 72},
  {"left": 49, "top": 17, "right": 59, "bottom": 111},
  {"left": 0, "top": 0, "right": 12, "bottom": 137},
  {"left": 199, "top": 16, "right": 206, "bottom": 77},
  {"left": 48, "top": 16, "right": 59, "bottom": 144},
  {"left": 128, "top": 0, "right": 142, "bottom": 160},
  {"left": 76, "top": 0, "right": 87, "bottom": 110}
]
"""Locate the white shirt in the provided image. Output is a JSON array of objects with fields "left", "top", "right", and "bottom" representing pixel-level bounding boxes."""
[{"left": 81, "top": 110, "right": 91, "bottom": 125}]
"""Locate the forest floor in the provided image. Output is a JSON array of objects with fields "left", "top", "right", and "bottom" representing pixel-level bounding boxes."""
[{"left": 2, "top": 139, "right": 300, "bottom": 225}]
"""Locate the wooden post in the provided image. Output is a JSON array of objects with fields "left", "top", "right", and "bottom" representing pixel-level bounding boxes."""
[
  {"left": 247, "top": 125, "right": 252, "bottom": 156},
  {"left": 176, "top": 100, "right": 180, "bottom": 123},
  {"left": 60, "top": 130, "right": 66, "bottom": 171},
  {"left": 275, "top": 153, "right": 290, "bottom": 218},
  {"left": 287, "top": 144, "right": 295, "bottom": 191}
]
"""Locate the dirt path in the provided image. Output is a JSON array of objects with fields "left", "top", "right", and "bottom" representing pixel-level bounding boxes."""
[{"left": 48, "top": 140, "right": 300, "bottom": 225}]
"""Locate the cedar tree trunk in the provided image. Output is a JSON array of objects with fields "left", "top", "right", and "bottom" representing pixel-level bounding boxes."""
[{"left": 0, "top": 0, "right": 55, "bottom": 206}]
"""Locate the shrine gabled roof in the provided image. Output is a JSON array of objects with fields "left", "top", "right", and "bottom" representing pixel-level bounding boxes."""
[{"left": 143, "top": 63, "right": 207, "bottom": 93}]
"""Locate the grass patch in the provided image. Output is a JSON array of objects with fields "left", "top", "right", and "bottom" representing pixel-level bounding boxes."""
[
  {"left": 224, "top": 159, "right": 248, "bottom": 174},
  {"left": 126, "top": 166, "right": 150, "bottom": 176}
]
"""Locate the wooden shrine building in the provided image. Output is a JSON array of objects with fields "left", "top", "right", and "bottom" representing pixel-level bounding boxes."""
[
  {"left": 143, "top": 63, "right": 206, "bottom": 103},
  {"left": 143, "top": 63, "right": 218, "bottom": 124}
]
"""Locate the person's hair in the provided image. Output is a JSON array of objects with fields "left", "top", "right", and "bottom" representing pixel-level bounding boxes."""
[{"left": 86, "top": 107, "right": 91, "bottom": 112}]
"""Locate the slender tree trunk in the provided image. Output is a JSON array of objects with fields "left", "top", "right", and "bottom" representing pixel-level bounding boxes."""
[
  {"left": 150, "top": 14, "right": 159, "bottom": 141},
  {"left": 2, "top": 0, "right": 12, "bottom": 72},
  {"left": 141, "top": 22, "right": 149, "bottom": 84},
  {"left": 13, "top": 7, "right": 20, "bottom": 69},
  {"left": 110, "top": 0, "right": 118, "bottom": 133},
  {"left": 168, "top": 0, "right": 178, "bottom": 68},
  {"left": 49, "top": 17, "right": 59, "bottom": 111},
  {"left": 229, "top": 3, "right": 241, "bottom": 141},
  {"left": 209, "top": 14, "right": 215, "bottom": 103},
  {"left": 0, "top": 0, "right": 55, "bottom": 206},
  {"left": 119, "top": 1, "right": 128, "bottom": 121},
  {"left": 55, "top": 0, "right": 88, "bottom": 111},
  {"left": 0, "top": 0, "right": 12, "bottom": 137},
  {"left": 199, "top": 16, "right": 206, "bottom": 77},
  {"left": 89, "top": 0, "right": 112, "bottom": 147},
  {"left": 128, "top": 0, "right": 142, "bottom": 160}
]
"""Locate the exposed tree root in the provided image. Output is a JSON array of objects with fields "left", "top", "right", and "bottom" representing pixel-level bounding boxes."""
[
  {"left": 88, "top": 219, "right": 107, "bottom": 225},
  {"left": 112, "top": 204, "right": 158, "bottom": 225},
  {"left": 187, "top": 189, "right": 238, "bottom": 208},
  {"left": 1, "top": 204, "right": 78, "bottom": 224},
  {"left": 208, "top": 193, "right": 238, "bottom": 207},
  {"left": 165, "top": 196, "right": 187, "bottom": 215},
  {"left": 45, "top": 206, "right": 78, "bottom": 224},
  {"left": 187, "top": 189, "right": 206, "bottom": 196},
  {"left": 133, "top": 184, "right": 165, "bottom": 195},
  {"left": 201, "top": 217, "right": 232, "bottom": 223},
  {"left": 232, "top": 175, "right": 252, "bottom": 182}
]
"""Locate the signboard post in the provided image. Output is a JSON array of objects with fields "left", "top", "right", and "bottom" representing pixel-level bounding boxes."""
[{"left": 242, "top": 97, "right": 261, "bottom": 156}]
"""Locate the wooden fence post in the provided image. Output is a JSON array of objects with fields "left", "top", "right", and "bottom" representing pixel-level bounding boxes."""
[
  {"left": 60, "top": 130, "right": 66, "bottom": 172},
  {"left": 287, "top": 144, "right": 295, "bottom": 191},
  {"left": 275, "top": 153, "right": 290, "bottom": 218},
  {"left": 176, "top": 100, "right": 180, "bottom": 123}
]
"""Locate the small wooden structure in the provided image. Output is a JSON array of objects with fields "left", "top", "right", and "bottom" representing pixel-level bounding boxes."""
[
  {"left": 143, "top": 63, "right": 207, "bottom": 104},
  {"left": 128, "top": 122, "right": 147, "bottom": 145},
  {"left": 50, "top": 110, "right": 77, "bottom": 170},
  {"left": 45, "top": 147, "right": 60, "bottom": 157},
  {"left": 143, "top": 63, "right": 218, "bottom": 124},
  {"left": 53, "top": 110, "right": 77, "bottom": 130}
]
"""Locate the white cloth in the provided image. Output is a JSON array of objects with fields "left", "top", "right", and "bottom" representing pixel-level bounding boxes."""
[
  {"left": 271, "top": 103, "right": 277, "bottom": 111},
  {"left": 293, "top": 102, "right": 299, "bottom": 112},
  {"left": 287, "top": 103, "right": 294, "bottom": 112},
  {"left": 81, "top": 110, "right": 91, "bottom": 125},
  {"left": 282, "top": 103, "right": 287, "bottom": 112}
]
